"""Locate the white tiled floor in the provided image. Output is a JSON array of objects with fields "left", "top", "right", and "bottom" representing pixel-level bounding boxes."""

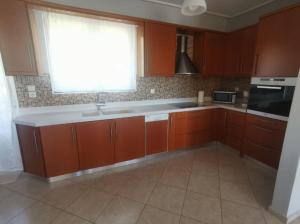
[{"left": 1, "top": 143, "right": 299, "bottom": 224}]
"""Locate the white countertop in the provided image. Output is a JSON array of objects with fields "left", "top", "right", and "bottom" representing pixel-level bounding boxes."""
[{"left": 14, "top": 98, "right": 247, "bottom": 127}]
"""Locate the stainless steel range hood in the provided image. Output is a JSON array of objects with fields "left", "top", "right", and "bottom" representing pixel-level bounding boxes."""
[{"left": 175, "top": 35, "right": 198, "bottom": 75}]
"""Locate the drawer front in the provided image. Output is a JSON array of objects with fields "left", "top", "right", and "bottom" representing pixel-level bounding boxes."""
[
  {"left": 227, "top": 123, "right": 244, "bottom": 139},
  {"left": 243, "top": 139, "right": 281, "bottom": 168},
  {"left": 245, "top": 123, "right": 285, "bottom": 150},
  {"left": 226, "top": 134, "right": 242, "bottom": 152},
  {"left": 227, "top": 111, "right": 246, "bottom": 127},
  {"left": 174, "top": 130, "right": 212, "bottom": 150},
  {"left": 246, "top": 114, "right": 286, "bottom": 131}
]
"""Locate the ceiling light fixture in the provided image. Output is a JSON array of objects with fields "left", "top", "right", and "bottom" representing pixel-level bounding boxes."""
[{"left": 181, "top": 0, "right": 207, "bottom": 16}]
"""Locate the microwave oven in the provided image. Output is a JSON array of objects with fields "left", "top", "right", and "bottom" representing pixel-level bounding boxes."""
[{"left": 213, "top": 91, "right": 237, "bottom": 104}]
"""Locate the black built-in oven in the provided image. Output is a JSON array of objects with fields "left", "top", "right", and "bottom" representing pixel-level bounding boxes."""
[{"left": 247, "top": 77, "right": 297, "bottom": 119}]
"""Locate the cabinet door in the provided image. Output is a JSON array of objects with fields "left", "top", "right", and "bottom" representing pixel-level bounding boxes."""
[
  {"left": 223, "top": 31, "right": 243, "bottom": 76},
  {"left": 240, "top": 25, "right": 257, "bottom": 76},
  {"left": 194, "top": 32, "right": 225, "bottom": 76},
  {"left": 115, "top": 117, "right": 145, "bottom": 162},
  {"left": 76, "top": 120, "right": 115, "bottom": 170},
  {"left": 16, "top": 125, "right": 46, "bottom": 177},
  {"left": 0, "top": 0, "right": 37, "bottom": 75},
  {"left": 254, "top": 6, "right": 300, "bottom": 77},
  {"left": 216, "top": 109, "right": 227, "bottom": 144},
  {"left": 146, "top": 120, "right": 168, "bottom": 155},
  {"left": 144, "top": 22, "right": 176, "bottom": 76},
  {"left": 39, "top": 124, "right": 79, "bottom": 177}
]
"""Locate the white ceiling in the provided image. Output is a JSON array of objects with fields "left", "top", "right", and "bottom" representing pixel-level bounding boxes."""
[{"left": 142, "top": 0, "right": 277, "bottom": 18}]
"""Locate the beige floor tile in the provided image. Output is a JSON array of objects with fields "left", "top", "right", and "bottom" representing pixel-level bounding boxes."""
[
  {"left": 253, "top": 185, "right": 274, "bottom": 208},
  {"left": 4, "top": 178, "right": 51, "bottom": 199},
  {"left": 180, "top": 216, "right": 205, "bottom": 224},
  {"left": 66, "top": 189, "right": 113, "bottom": 222},
  {"left": 70, "top": 172, "right": 106, "bottom": 186},
  {"left": 247, "top": 169, "right": 276, "bottom": 189},
  {"left": 182, "top": 191, "right": 222, "bottom": 224},
  {"left": 117, "top": 178, "right": 156, "bottom": 203},
  {"left": 220, "top": 181, "right": 259, "bottom": 208},
  {"left": 188, "top": 174, "right": 220, "bottom": 198},
  {"left": 159, "top": 169, "right": 190, "bottom": 189},
  {"left": 262, "top": 209, "right": 285, "bottom": 224},
  {"left": 95, "top": 196, "right": 144, "bottom": 224},
  {"left": 193, "top": 150, "right": 218, "bottom": 164},
  {"left": 0, "top": 193, "right": 35, "bottom": 224},
  {"left": 147, "top": 184, "right": 186, "bottom": 214},
  {"left": 41, "top": 181, "right": 88, "bottom": 209},
  {"left": 0, "top": 186, "right": 13, "bottom": 200},
  {"left": 218, "top": 150, "right": 244, "bottom": 167},
  {"left": 51, "top": 212, "right": 91, "bottom": 224},
  {"left": 222, "top": 200, "right": 265, "bottom": 224},
  {"left": 137, "top": 205, "right": 180, "bottom": 224},
  {"left": 128, "top": 163, "right": 165, "bottom": 182},
  {"left": 219, "top": 164, "right": 250, "bottom": 184},
  {"left": 7, "top": 202, "right": 61, "bottom": 224},
  {"left": 93, "top": 172, "right": 130, "bottom": 194},
  {"left": 192, "top": 161, "right": 219, "bottom": 177}
]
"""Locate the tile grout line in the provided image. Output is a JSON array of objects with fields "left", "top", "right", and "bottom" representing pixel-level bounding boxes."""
[{"left": 216, "top": 141, "right": 224, "bottom": 224}]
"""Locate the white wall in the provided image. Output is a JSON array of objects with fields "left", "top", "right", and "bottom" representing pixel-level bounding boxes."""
[
  {"left": 271, "top": 72, "right": 300, "bottom": 221},
  {"left": 43, "top": 0, "right": 228, "bottom": 31}
]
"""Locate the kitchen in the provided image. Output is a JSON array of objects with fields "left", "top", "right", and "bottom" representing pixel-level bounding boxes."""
[{"left": 0, "top": 0, "right": 300, "bottom": 223}]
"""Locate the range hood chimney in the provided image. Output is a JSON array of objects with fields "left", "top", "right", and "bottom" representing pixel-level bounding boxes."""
[{"left": 175, "top": 35, "right": 198, "bottom": 75}]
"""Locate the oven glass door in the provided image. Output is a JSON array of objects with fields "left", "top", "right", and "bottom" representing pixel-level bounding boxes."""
[{"left": 247, "top": 85, "right": 295, "bottom": 117}]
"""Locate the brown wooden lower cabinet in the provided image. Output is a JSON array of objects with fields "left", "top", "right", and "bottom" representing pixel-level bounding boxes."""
[
  {"left": 76, "top": 120, "right": 115, "bottom": 170},
  {"left": 17, "top": 125, "right": 46, "bottom": 177},
  {"left": 168, "top": 109, "right": 214, "bottom": 151},
  {"left": 39, "top": 124, "right": 80, "bottom": 177},
  {"left": 146, "top": 120, "right": 168, "bottom": 155},
  {"left": 115, "top": 116, "right": 145, "bottom": 162},
  {"left": 242, "top": 114, "right": 287, "bottom": 168}
]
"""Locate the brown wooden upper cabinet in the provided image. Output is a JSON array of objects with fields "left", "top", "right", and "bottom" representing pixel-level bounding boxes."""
[
  {"left": 254, "top": 5, "right": 300, "bottom": 77},
  {"left": 193, "top": 31, "right": 226, "bottom": 76},
  {"left": 223, "top": 25, "right": 257, "bottom": 77},
  {"left": 144, "top": 22, "right": 176, "bottom": 76},
  {"left": 0, "top": 0, "right": 38, "bottom": 76}
]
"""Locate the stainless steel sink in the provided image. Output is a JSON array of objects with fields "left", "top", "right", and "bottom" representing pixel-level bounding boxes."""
[{"left": 101, "top": 109, "right": 134, "bottom": 115}]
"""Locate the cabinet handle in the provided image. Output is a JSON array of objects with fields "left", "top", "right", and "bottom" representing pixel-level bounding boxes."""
[
  {"left": 71, "top": 127, "right": 77, "bottom": 144},
  {"left": 252, "top": 124, "right": 273, "bottom": 133},
  {"left": 254, "top": 54, "right": 259, "bottom": 75},
  {"left": 224, "top": 111, "right": 227, "bottom": 127},
  {"left": 33, "top": 129, "right": 38, "bottom": 154},
  {"left": 110, "top": 123, "right": 113, "bottom": 144}
]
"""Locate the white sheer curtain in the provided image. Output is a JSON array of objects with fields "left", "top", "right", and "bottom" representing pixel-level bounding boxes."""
[
  {"left": 31, "top": 9, "right": 137, "bottom": 93},
  {"left": 0, "top": 54, "right": 22, "bottom": 173}
]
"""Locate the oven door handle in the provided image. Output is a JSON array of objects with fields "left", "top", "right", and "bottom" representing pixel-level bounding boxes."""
[{"left": 257, "top": 85, "right": 282, "bottom": 90}]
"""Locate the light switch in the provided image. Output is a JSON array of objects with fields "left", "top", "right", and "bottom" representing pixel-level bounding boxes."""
[
  {"left": 150, "top": 89, "right": 155, "bottom": 94},
  {"left": 28, "top": 92, "right": 37, "bottom": 98},
  {"left": 27, "top": 85, "right": 36, "bottom": 92}
]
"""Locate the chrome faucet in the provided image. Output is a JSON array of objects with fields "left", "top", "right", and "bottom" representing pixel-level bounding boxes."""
[{"left": 96, "top": 93, "right": 106, "bottom": 111}]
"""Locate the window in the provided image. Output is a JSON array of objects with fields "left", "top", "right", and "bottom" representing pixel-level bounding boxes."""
[{"left": 30, "top": 8, "right": 138, "bottom": 93}]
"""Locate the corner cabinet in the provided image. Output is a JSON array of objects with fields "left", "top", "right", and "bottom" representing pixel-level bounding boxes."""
[
  {"left": 0, "top": 0, "right": 38, "bottom": 76},
  {"left": 254, "top": 5, "right": 300, "bottom": 77},
  {"left": 223, "top": 25, "right": 257, "bottom": 77},
  {"left": 144, "top": 22, "right": 176, "bottom": 76}
]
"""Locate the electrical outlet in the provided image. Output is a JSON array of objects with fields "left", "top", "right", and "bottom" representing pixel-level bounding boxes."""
[
  {"left": 27, "top": 85, "right": 36, "bottom": 92},
  {"left": 28, "top": 91, "right": 37, "bottom": 98},
  {"left": 235, "top": 87, "right": 239, "bottom": 92},
  {"left": 150, "top": 89, "right": 155, "bottom": 94}
]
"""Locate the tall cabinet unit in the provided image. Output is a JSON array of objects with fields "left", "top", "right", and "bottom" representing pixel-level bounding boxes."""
[
  {"left": 0, "top": 0, "right": 38, "bottom": 75},
  {"left": 254, "top": 5, "right": 300, "bottom": 77}
]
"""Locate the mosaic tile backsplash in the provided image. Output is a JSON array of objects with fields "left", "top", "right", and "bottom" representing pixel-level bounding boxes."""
[{"left": 14, "top": 75, "right": 251, "bottom": 108}]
